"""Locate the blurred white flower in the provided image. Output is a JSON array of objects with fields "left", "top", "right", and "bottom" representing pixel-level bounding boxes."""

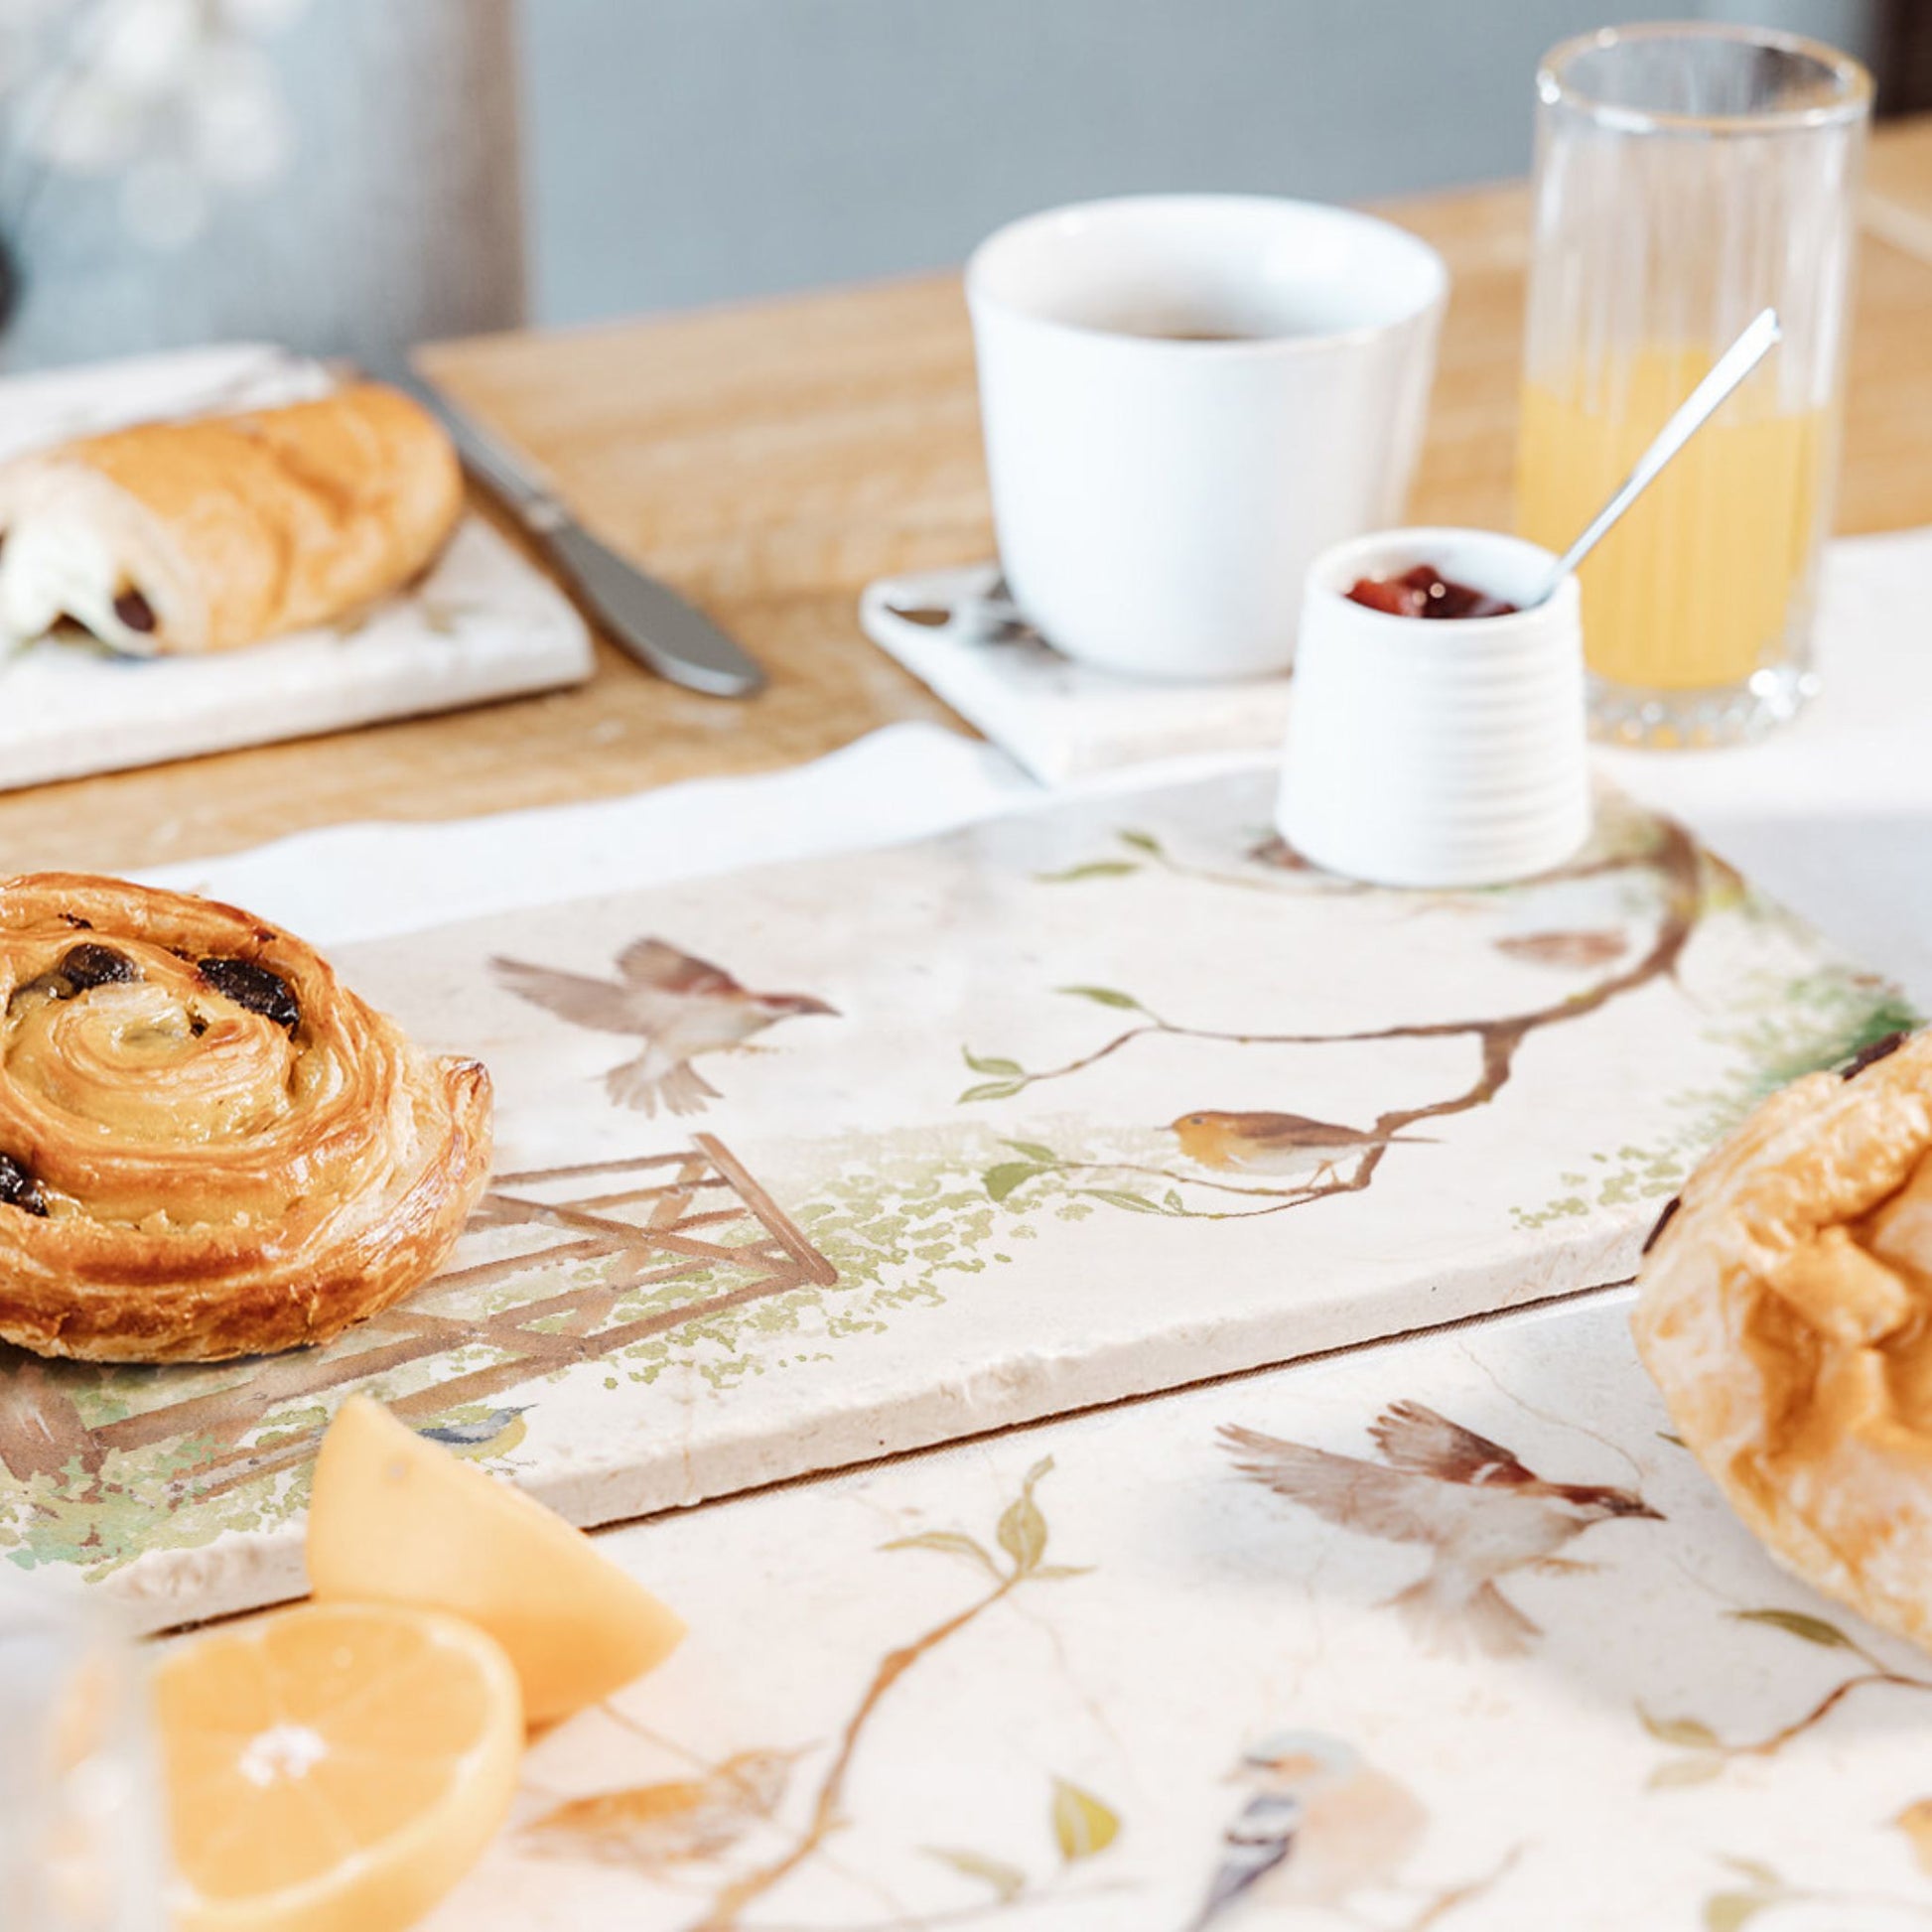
[
  {"left": 0, "top": 0, "right": 66, "bottom": 97},
  {"left": 95, "top": 0, "right": 200, "bottom": 92},
  {"left": 15, "top": 68, "right": 137, "bottom": 173},
  {"left": 183, "top": 40, "right": 288, "bottom": 186},
  {"left": 216, "top": 0, "right": 305, "bottom": 32},
  {"left": 4, "top": 0, "right": 309, "bottom": 246},
  {"left": 119, "top": 149, "right": 203, "bottom": 246}
]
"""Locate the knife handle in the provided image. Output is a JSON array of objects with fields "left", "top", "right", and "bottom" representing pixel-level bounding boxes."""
[{"left": 537, "top": 521, "right": 767, "bottom": 700}]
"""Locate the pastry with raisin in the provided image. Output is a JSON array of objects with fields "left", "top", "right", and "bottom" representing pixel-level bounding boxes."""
[{"left": 0, "top": 873, "right": 490, "bottom": 1362}]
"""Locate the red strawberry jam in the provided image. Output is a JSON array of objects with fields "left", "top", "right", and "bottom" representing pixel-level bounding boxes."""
[{"left": 1346, "top": 563, "right": 1517, "bottom": 621}]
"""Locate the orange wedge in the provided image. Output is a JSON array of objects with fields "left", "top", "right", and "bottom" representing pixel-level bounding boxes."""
[
  {"left": 155, "top": 1602, "right": 521, "bottom": 1932},
  {"left": 307, "top": 1395, "right": 685, "bottom": 1724}
]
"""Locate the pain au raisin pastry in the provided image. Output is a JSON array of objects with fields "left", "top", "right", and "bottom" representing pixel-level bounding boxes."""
[
  {"left": 1634, "top": 1029, "right": 1932, "bottom": 1651},
  {"left": 0, "top": 874, "right": 490, "bottom": 1362},
  {"left": 0, "top": 383, "right": 462, "bottom": 656}
]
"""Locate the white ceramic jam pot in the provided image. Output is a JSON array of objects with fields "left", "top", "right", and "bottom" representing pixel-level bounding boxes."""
[{"left": 1278, "top": 527, "right": 1589, "bottom": 890}]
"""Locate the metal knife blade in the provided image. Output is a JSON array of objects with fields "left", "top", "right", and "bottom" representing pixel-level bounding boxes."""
[{"left": 404, "top": 373, "right": 766, "bottom": 699}]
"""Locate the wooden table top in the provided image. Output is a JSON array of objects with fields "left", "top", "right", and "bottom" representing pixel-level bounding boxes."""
[{"left": 7, "top": 117, "right": 1932, "bottom": 877}]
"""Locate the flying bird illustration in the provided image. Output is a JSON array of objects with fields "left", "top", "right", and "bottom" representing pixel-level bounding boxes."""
[
  {"left": 1171, "top": 1109, "right": 1431, "bottom": 1181},
  {"left": 1222, "top": 1402, "right": 1661, "bottom": 1657},
  {"left": 416, "top": 1406, "right": 529, "bottom": 1458},
  {"left": 1188, "top": 1730, "right": 1425, "bottom": 1929},
  {"left": 524, "top": 1746, "right": 805, "bottom": 1871},
  {"left": 491, "top": 937, "right": 837, "bottom": 1116}
]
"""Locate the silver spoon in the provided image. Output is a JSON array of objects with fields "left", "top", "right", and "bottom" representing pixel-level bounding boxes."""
[{"left": 1525, "top": 306, "right": 1783, "bottom": 609}]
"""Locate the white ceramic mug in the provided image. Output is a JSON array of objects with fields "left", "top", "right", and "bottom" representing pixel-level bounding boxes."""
[
  {"left": 966, "top": 196, "right": 1448, "bottom": 682},
  {"left": 1278, "top": 528, "right": 1590, "bottom": 890}
]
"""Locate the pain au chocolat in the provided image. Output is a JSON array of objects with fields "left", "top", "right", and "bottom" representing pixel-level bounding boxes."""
[
  {"left": 0, "top": 383, "right": 462, "bottom": 656},
  {"left": 1634, "top": 1028, "right": 1932, "bottom": 1651},
  {"left": 0, "top": 874, "right": 490, "bottom": 1363}
]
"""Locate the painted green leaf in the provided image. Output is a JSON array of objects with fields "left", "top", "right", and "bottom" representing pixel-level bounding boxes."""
[
  {"left": 998, "top": 1489, "right": 1047, "bottom": 1574},
  {"left": 923, "top": 1847, "right": 1026, "bottom": 1903},
  {"left": 1051, "top": 1778, "right": 1121, "bottom": 1862},
  {"left": 1056, "top": 985, "right": 1143, "bottom": 1011},
  {"left": 1721, "top": 1858, "right": 1781, "bottom": 1889},
  {"left": 1705, "top": 1890, "right": 1770, "bottom": 1932},
  {"left": 1656, "top": 1431, "right": 1687, "bottom": 1449},
  {"left": 883, "top": 1531, "right": 1001, "bottom": 1578},
  {"left": 1003, "top": 1141, "right": 1060, "bottom": 1165},
  {"left": 1035, "top": 861, "right": 1139, "bottom": 883},
  {"left": 1030, "top": 1564, "right": 1093, "bottom": 1581},
  {"left": 1637, "top": 1707, "right": 1721, "bottom": 1750},
  {"left": 1647, "top": 1755, "right": 1724, "bottom": 1790},
  {"left": 1081, "top": 1188, "right": 1161, "bottom": 1213},
  {"left": 1117, "top": 830, "right": 1164, "bottom": 855},
  {"left": 959, "top": 1080, "right": 1025, "bottom": 1104},
  {"left": 985, "top": 1163, "right": 1047, "bottom": 1204},
  {"left": 962, "top": 1048, "right": 1025, "bottom": 1076},
  {"left": 1728, "top": 1607, "right": 1853, "bottom": 1649}
]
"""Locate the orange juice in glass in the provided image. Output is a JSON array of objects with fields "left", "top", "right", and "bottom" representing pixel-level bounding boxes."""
[{"left": 1519, "top": 25, "right": 1869, "bottom": 746}]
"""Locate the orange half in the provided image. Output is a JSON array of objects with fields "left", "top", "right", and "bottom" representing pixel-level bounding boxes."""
[{"left": 156, "top": 1601, "right": 521, "bottom": 1932}]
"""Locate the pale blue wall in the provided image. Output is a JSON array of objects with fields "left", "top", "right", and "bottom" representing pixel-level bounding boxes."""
[
  {"left": 518, "top": 0, "right": 1884, "bottom": 328},
  {"left": 0, "top": 2, "right": 1885, "bottom": 370}
]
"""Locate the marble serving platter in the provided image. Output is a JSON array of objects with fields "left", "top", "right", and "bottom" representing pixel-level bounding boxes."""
[
  {"left": 422, "top": 1288, "right": 1932, "bottom": 1932},
  {"left": 0, "top": 344, "right": 593, "bottom": 789},
  {"left": 0, "top": 767, "right": 1909, "bottom": 1627},
  {"left": 860, "top": 559, "right": 1295, "bottom": 782}
]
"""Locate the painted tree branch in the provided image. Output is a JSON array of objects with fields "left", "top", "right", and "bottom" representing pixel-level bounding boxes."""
[
  {"left": 992, "top": 823, "right": 1700, "bottom": 1101},
  {"left": 976, "top": 822, "right": 1703, "bottom": 1220},
  {"left": 686, "top": 1461, "right": 1080, "bottom": 1932},
  {"left": 690, "top": 1578, "right": 1021, "bottom": 1932},
  {"left": 1645, "top": 1611, "right": 1932, "bottom": 1782},
  {"left": 1724, "top": 1667, "right": 1932, "bottom": 1759}
]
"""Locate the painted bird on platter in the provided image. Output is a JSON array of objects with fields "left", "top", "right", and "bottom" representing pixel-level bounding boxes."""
[
  {"left": 1222, "top": 1402, "right": 1661, "bottom": 1658},
  {"left": 1170, "top": 1109, "right": 1432, "bottom": 1182},
  {"left": 416, "top": 1406, "right": 529, "bottom": 1458},
  {"left": 491, "top": 937, "right": 837, "bottom": 1116},
  {"left": 1187, "top": 1730, "right": 1426, "bottom": 1929},
  {"left": 524, "top": 1745, "right": 804, "bottom": 1871}
]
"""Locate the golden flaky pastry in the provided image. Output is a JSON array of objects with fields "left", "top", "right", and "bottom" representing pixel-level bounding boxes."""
[
  {"left": 0, "top": 383, "right": 462, "bottom": 655},
  {"left": 0, "top": 874, "right": 491, "bottom": 1363},
  {"left": 1634, "top": 1028, "right": 1932, "bottom": 1651}
]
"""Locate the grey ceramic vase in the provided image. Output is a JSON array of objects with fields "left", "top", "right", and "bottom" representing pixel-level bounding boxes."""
[{"left": 0, "top": 0, "right": 524, "bottom": 377}]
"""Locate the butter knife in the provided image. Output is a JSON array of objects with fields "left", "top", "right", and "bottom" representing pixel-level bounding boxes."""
[{"left": 404, "top": 373, "right": 766, "bottom": 699}]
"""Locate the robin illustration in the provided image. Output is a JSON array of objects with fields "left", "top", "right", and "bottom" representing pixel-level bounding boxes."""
[
  {"left": 1187, "top": 1730, "right": 1426, "bottom": 1929},
  {"left": 491, "top": 937, "right": 837, "bottom": 1116},
  {"left": 416, "top": 1406, "right": 529, "bottom": 1458},
  {"left": 525, "top": 1746, "right": 804, "bottom": 1871},
  {"left": 1222, "top": 1402, "right": 1661, "bottom": 1657},
  {"left": 1170, "top": 1110, "right": 1431, "bottom": 1181}
]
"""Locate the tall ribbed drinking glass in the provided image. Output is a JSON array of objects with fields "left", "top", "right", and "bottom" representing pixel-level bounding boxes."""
[{"left": 1518, "top": 25, "right": 1870, "bottom": 746}]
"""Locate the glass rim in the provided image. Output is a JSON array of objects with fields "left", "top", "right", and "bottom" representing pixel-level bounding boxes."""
[{"left": 1539, "top": 21, "right": 1873, "bottom": 136}]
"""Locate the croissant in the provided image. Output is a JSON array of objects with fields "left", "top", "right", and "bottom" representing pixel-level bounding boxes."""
[
  {"left": 0, "top": 383, "right": 462, "bottom": 656},
  {"left": 1633, "top": 1029, "right": 1932, "bottom": 1653},
  {"left": 0, "top": 874, "right": 491, "bottom": 1363}
]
